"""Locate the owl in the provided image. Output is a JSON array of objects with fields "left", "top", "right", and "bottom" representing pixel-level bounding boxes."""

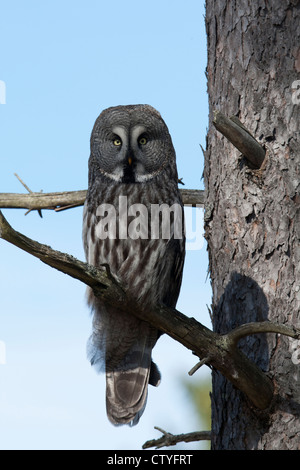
[{"left": 82, "top": 104, "right": 185, "bottom": 425}]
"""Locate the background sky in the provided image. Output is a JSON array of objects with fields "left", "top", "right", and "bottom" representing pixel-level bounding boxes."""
[{"left": 0, "top": 0, "right": 211, "bottom": 450}]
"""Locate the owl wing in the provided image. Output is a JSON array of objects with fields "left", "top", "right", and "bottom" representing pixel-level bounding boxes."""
[{"left": 161, "top": 237, "right": 185, "bottom": 308}]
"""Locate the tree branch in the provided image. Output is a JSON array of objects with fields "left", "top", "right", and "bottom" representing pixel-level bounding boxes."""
[
  {"left": 1, "top": 210, "right": 299, "bottom": 410},
  {"left": 142, "top": 427, "right": 211, "bottom": 449},
  {"left": 0, "top": 188, "right": 204, "bottom": 212},
  {"left": 0, "top": 190, "right": 88, "bottom": 212},
  {"left": 213, "top": 110, "right": 266, "bottom": 168},
  {"left": 226, "top": 321, "right": 300, "bottom": 348}
]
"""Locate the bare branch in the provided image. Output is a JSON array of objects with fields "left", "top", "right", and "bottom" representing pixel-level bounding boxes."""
[
  {"left": 188, "top": 357, "right": 211, "bottom": 376},
  {"left": 0, "top": 210, "right": 122, "bottom": 300},
  {"left": 180, "top": 189, "right": 205, "bottom": 207},
  {"left": 14, "top": 173, "right": 43, "bottom": 218},
  {"left": 0, "top": 188, "right": 204, "bottom": 212},
  {"left": 226, "top": 321, "right": 300, "bottom": 348},
  {"left": 142, "top": 427, "right": 211, "bottom": 449},
  {"left": 213, "top": 110, "right": 266, "bottom": 168},
  {"left": 0, "top": 190, "right": 87, "bottom": 212},
  {"left": 1, "top": 210, "right": 300, "bottom": 410}
]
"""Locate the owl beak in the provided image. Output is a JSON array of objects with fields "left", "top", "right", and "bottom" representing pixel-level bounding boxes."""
[{"left": 128, "top": 156, "right": 133, "bottom": 166}]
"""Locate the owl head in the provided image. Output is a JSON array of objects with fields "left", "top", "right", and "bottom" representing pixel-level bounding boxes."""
[{"left": 89, "top": 104, "right": 177, "bottom": 184}]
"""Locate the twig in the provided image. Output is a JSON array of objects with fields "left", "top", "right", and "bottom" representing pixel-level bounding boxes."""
[
  {"left": 14, "top": 173, "right": 33, "bottom": 194},
  {"left": 54, "top": 203, "right": 84, "bottom": 212},
  {"left": 14, "top": 173, "right": 43, "bottom": 218},
  {"left": 142, "top": 427, "right": 211, "bottom": 449},
  {"left": 1, "top": 210, "right": 300, "bottom": 410},
  {"left": 188, "top": 357, "right": 211, "bottom": 376},
  {"left": 213, "top": 110, "right": 266, "bottom": 168},
  {"left": 0, "top": 188, "right": 204, "bottom": 211}
]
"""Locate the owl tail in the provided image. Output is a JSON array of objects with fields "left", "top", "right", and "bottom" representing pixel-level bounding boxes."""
[{"left": 105, "top": 338, "right": 161, "bottom": 426}]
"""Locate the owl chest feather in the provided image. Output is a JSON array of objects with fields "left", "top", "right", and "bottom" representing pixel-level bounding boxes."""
[{"left": 83, "top": 175, "right": 184, "bottom": 307}]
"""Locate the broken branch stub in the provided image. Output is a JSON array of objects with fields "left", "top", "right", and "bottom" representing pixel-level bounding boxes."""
[{"left": 213, "top": 110, "right": 266, "bottom": 168}]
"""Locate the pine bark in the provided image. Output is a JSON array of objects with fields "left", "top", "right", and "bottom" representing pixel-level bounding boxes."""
[{"left": 205, "top": 0, "right": 300, "bottom": 449}]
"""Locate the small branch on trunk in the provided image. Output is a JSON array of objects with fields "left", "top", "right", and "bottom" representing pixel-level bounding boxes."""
[
  {"left": 0, "top": 188, "right": 204, "bottom": 212},
  {"left": 142, "top": 427, "right": 211, "bottom": 449},
  {"left": 1, "top": 210, "right": 300, "bottom": 411},
  {"left": 226, "top": 321, "right": 300, "bottom": 347},
  {"left": 213, "top": 110, "right": 266, "bottom": 168}
]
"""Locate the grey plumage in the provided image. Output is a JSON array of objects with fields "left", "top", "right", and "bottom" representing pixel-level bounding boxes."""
[{"left": 82, "top": 104, "right": 185, "bottom": 425}]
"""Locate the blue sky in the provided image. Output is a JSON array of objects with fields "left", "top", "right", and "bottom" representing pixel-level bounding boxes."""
[{"left": 0, "top": 0, "right": 211, "bottom": 450}]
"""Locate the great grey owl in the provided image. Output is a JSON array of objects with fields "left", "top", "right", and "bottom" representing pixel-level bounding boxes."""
[{"left": 82, "top": 104, "right": 185, "bottom": 425}]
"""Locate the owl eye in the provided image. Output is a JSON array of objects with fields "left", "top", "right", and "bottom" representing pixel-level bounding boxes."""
[
  {"left": 138, "top": 136, "right": 147, "bottom": 146},
  {"left": 113, "top": 138, "right": 122, "bottom": 146}
]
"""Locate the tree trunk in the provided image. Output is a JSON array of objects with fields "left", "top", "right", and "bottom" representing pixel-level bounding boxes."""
[{"left": 205, "top": 0, "right": 300, "bottom": 450}]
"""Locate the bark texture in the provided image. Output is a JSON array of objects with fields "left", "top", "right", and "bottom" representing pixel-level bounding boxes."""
[{"left": 205, "top": 0, "right": 300, "bottom": 450}]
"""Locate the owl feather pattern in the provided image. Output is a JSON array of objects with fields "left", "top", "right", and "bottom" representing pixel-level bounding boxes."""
[{"left": 82, "top": 105, "right": 185, "bottom": 425}]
